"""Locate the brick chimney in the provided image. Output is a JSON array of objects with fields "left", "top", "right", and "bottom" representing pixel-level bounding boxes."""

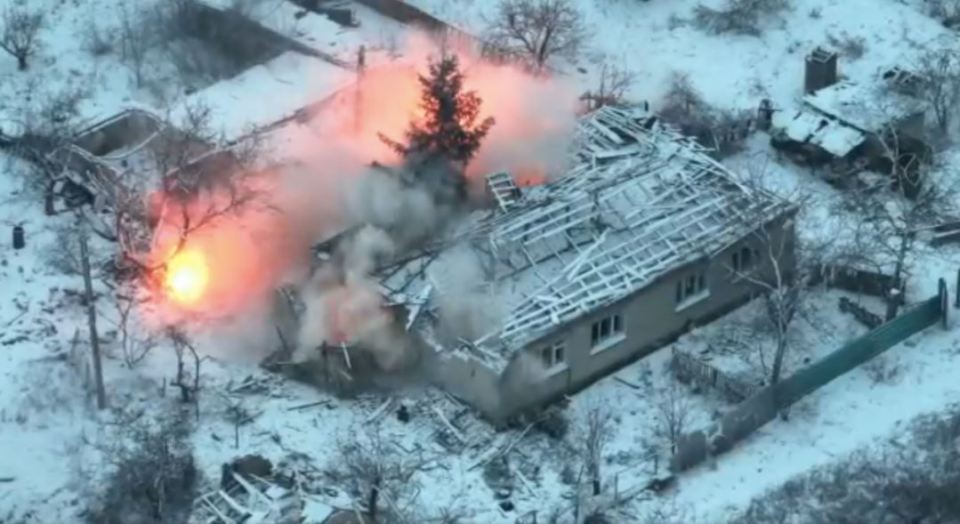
[{"left": 804, "top": 47, "right": 838, "bottom": 94}]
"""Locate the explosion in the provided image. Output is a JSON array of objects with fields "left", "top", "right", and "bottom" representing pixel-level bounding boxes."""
[
  {"left": 164, "top": 249, "right": 210, "bottom": 306},
  {"left": 143, "top": 31, "right": 581, "bottom": 348}
]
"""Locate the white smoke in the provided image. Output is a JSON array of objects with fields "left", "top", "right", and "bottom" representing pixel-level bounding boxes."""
[{"left": 429, "top": 244, "right": 502, "bottom": 344}]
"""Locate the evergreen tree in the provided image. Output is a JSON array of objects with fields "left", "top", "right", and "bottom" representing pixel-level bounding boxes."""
[{"left": 381, "top": 53, "right": 495, "bottom": 166}]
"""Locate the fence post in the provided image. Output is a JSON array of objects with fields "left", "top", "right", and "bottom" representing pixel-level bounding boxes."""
[
  {"left": 955, "top": 268, "right": 960, "bottom": 309},
  {"left": 939, "top": 278, "right": 948, "bottom": 329}
]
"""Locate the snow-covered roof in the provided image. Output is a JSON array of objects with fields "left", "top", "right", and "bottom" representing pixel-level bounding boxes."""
[
  {"left": 194, "top": 0, "right": 409, "bottom": 66},
  {"left": 172, "top": 51, "right": 354, "bottom": 140},
  {"left": 803, "top": 79, "right": 926, "bottom": 133},
  {"left": 772, "top": 109, "right": 866, "bottom": 157},
  {"left": 378, "top": 106, "right": 794, "bottom": 370}
]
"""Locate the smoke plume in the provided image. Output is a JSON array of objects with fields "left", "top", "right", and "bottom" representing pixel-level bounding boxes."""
[{"left": 149, "top": 30, "right": 582, "bottom": 365}]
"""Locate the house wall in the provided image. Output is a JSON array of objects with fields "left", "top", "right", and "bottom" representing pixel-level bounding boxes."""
[
  {"left": 496, "top": 213, "right": 798, "bottom": 419},
  {"left": 424, "top": 348, "right": 503, "bottom": 416}
]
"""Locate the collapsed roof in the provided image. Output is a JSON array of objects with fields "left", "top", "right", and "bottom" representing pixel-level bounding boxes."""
[
  {"left": 375, "top": 106, "right": 794, "bottom": 371},
  {"left": 804, "top": 79, "right": 926, "bottom": 134},
  {"left": 772, "top": 72, "right": 929, "bottom": 159}
]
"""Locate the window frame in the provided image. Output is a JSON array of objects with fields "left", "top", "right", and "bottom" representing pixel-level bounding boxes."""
[
  {"left": 539, "top": 341, "right": 567, "bottom": 372},
  {"left": 675, "top": 270, "right": 710, "bottom": 311},
  {"left": 590, "top": 312, "right": 625, "bottom": 353}
]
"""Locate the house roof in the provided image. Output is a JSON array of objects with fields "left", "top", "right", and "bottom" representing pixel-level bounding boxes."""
[
  {"left": 375, "top": 106, "right": 794, "bottom": 371},
  {"left": 803, "top": 79, "right": 926, "bottom": 133},
  {"left": 772, "top": 109, "right": 866, "bottom": 157}
]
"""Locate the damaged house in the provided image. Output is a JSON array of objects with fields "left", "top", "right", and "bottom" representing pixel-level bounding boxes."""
[
  {"left": 308, "top": 106, "right": 797, "bottom": 423},
  {"left": 771, "top": 48, "right": 930, "bottom": 193}
]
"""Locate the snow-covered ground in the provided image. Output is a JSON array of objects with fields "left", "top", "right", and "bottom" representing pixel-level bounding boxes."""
[{"left": 3, "top": 0, "right": 960, "bottom": 522}]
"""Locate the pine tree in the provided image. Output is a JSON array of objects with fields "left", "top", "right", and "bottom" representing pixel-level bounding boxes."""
[{"left": 381, "top": 53, "right": 495, "bottom": 166}]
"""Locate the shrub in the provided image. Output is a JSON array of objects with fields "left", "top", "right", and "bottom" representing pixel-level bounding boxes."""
[
  {"left": 692, "top": 0, "right": 791, "bottom": 36},
  {"left": 86, "top": 415, "right": 199, "bottom": 524}
]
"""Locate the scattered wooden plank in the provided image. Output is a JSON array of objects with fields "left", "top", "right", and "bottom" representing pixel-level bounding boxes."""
[
  {"left": 218, "top": 489, "right": 251, "bottom": 517},
  {"left": 364, "top": 398, "right": 393, "bottom": 424},
  {"left": 231, "top": 472, "right": 273, "bottom": 507},
  {"left": 515, "top": 469, "right": 537, "bottom": 497},
  {"left": 287, "top": 400, "right": 328, "bottom": 411},
  {"left": 499, "top": 423, "right": 534, "bottom": 458},
  {"left": 467, "top": 434, "right": 507, "bottom": 470},
  {"left": 431, "top": 405, "right": 465, "bottom": 443},
  {"left": 614, "top": 376, "right": 641, "bottom": 389}
]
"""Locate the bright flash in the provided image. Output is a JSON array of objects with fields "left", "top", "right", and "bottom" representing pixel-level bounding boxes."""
[{"left": 165, "top": 250, "right": 209, "bottom": 306}]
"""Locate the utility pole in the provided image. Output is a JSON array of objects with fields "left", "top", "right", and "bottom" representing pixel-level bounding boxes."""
[{"left": 79, "top": 231, "right": 107, "bottom": 409}]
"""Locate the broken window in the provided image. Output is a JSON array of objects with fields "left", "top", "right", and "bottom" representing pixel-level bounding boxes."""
[
  {"left": 540, "top": 342, "right": 566, "bottom": 368},
  {"left": 676, "top": 271, "right": 708, "bottom": 304},
  {"left": 590, "top": 313, "right": 624, "bottom": 348},
  {"left": 732, "top": 246, "right": 757, "bottom": 273},
  {"left": 554, "top": 344, "right": 565, "bottom": 364}
]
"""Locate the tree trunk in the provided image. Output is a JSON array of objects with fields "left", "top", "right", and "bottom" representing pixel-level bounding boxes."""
[
  {"left": 79, "top": 235, "right": 107, "bottom": 409},
  {"left": 16, "top": 55, "right": 27, "bottom": 71},
  {"left": 770, "top": 332, "right": 788, "bottom": 419},
  {"left": 885, "top": 236, "right": 910, "bottom": 321},
  {"left": 369, "top": 476, "right": 381, "bottom": 521},
  {"left": 770, "top": 332, "right": 787, "bottom": 386}
]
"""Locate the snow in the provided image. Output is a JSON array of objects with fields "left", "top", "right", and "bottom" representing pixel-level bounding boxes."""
[
  {"left": 2, "top": 0, "right": 960, "bottom": 522},
  {"left": 773, "top": 109, "right": 866, "bottom": 157},
  {"left": 804, "top": 79, "right": 927, "bottom": 133},
  {"left": 172, "top": 51, "right": 355, "bottom": 140},
  {"left": 405, "top": 0, "right": 948, "bottom": 110}
]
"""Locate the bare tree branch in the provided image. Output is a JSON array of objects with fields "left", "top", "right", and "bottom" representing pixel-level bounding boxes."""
[
  {"left": 484, "top": 0, "right": 587, "bottom": 72},
  {"left": 580, "top": 405, "right": 613, "bottom": 496},
  {"left": 0, "top": 7, "right": 43, "bottom": 71}
]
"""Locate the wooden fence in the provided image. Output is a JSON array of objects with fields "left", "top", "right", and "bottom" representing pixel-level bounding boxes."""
[{"left": 671, "top": 349, "right": 760, "bottom": 403}]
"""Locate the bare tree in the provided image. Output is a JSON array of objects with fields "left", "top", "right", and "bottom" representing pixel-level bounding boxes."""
[
  {"left": 116, "top": 101, "right": 266, "bottom": 278},
  {"left": 113, "top": 293, "right": 158, "bottom": 368},
  {"left": 0, "top": 7, "right": 42, "bottom": 71},
  {"left": 168, "top": 327, "right": 202, "bottom": 405},
  {"left": 223, "top": 396, "right": 252, "bottom": 449},
  {"left": 79, "top": 226, "right": 108, "bottom": 410},
  {"left": 335, "top": 428, "right": 425, "bottom": 522},
  {"left": 484, "top": 0, "right": 587, "bottom": 72},
  {"left": 843, "top": 126, "right": 953, "bottom": 321},
  {"left": 87, "top": 412, "right": 198, "bottom": 523},
  {"left": 916, "top": 43, "right": 960, "bottom": 134},
  {"left": 581, "top": 62, "right": 635, "bottom": 111},
  {"left": 727, "top": 157, "right": 825, "bottom": 399},
  {"left": 118, "top": 4, "right": 155, "bottom": 87},
  {"left": 654, "top": 381, "right": 692, "bottom": 458},
  {"left": 580, "top": 406, "right": 613, "bottom": 496}
]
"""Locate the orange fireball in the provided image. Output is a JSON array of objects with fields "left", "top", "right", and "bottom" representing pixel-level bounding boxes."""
[{"left": 165, "top": 249, "right": 209, "bottom": 306}]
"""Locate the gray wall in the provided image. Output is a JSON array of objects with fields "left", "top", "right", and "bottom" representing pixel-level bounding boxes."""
[
  {"left": 502, "top": 213, "right": 797, "bottom": 417},
  {"left": 424, "top": 347, "right": 503, "bottom": 416}
]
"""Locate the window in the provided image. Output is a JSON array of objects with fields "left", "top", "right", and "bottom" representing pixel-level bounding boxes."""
[
  {"left": 539, "top": 342, "right": 565, "bottom": 369},
  {"left": 732, "top": 246, "right": 759, "bottom": 273},
  {"left": 676, "top": 271, "right": 708, "bottom": 306},
  {"left": 590, "top": 313, "right": 624, "bottom": 348}
]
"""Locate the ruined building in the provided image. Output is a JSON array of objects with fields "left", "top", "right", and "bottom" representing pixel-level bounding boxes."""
[{"left": 300, "top": 106, "right": 797, "bottom": 423}]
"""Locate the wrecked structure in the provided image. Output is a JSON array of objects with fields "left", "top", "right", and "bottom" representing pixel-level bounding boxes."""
[
  {"left": 771, "top": 48, "right": 930, "bottom": 192},
  {"left": 285, "top": 106, "right": 797, "bottom": 422}
]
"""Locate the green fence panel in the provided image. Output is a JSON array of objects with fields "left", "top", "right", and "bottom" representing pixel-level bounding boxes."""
[
  {"left": 778, "top": 295, "right": 940, "bottom": 409},
  {"left": 672, "top": 294, "right": 943, "bottom": 472}
]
